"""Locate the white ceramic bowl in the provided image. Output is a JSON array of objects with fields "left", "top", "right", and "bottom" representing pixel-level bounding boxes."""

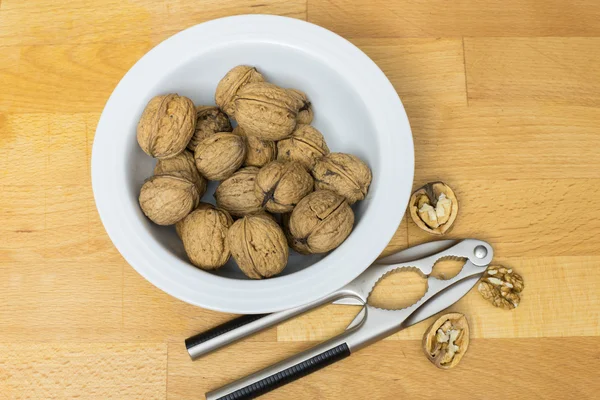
[{"left": 92, "top": 15, "right": 414, "bottom": 314}]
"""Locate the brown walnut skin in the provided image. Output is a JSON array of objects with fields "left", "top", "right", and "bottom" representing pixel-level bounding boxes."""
[
  {"left": 234, "top": 126, "right": 277, "bottom": 168},
  {"left": 234, "top": 82, "right": 299, "bottom": 140},
  {"left": 181, "top": 206, "right": 233, "bottom": 270},
  {"left": 409, "top": 182, "right": 459, "bottom": 235},
  {"left": 287, "top": 89, "right": 313, "bottom": 124},
  {"left": 422, "top": 313, "right": 470, "bottom": 369},
  {"left": 227, "top": 214, "right": 289, "bottom": 279},
  {"left": 288, "top": 190, "right": 354, "bottom": 254},
  {"left": 312, "top": 153, "right": 372, "bottom": 204},
  {"left": 194, "top": 132, "right": 246, "bottom": 181},
  {"left": 139, "top": 171, "right": 200, "bottom": 226},
  {"left": 187, "top": 106, "right": 232, "bottom": 152},
  {"left": 215, "top": 65, "right": 264, "bottom": 117},
  {"left": 154, "top": 150, "right": 207, "bottom": 196},
  {"left": 255, "top": 160, "right": 314, "bottom": 213},
  {"left": 176, "top": 202, "right": 213, "bottom": 238},
  {"left": 277, "top": 124, "right": 329, "bottom": 169},
  {"left": 478, "top": 266, "right": 524, "bottom": 310},
  {"left": 137, "top": 94, "right": 196, "bottom": 159},
  {"left": 215, "top": 167, "right": 264, "bottom": 217}
]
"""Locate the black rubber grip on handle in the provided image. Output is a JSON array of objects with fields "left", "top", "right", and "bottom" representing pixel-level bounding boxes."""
[
  {"left": 185, "top": 314, "right": 269, "bottom": 351},
  {"left": 215, "top": 343, "right": 351, "bottom": 400}
]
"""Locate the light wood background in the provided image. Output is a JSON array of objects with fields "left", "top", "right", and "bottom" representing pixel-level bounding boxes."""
[{"left": 1, "top": 1, "right": 600, "bottom": 399}]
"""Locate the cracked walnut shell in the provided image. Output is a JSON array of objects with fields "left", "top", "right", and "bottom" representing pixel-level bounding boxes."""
[
  {"left": 154, "top": 150, "right": 207, "bottom": 196},
  {"left": 288, "top": 190, "right": 354, "bottom": 254},
  {"left": 409, "top": 182, "right": 459, "bottom": 235},
  {"left": 234, "top": 82, "right": 299, "bottom": 140},
  {"left": 277, "top": 124, "right": 329, "bottom": 169},
  {"left": 215, "top": 167, "right": 264, "bottom": 217},
  {"left": 187, "top": 106, "right": 232, "bottom": 152},
  {"left": 139, "top": 171, "right": 200, "bottom": 226},
  {"left": 287, "top": 89, "right": 313, "bottom": 125},
  {"left": 227, "top": 214, "right": 289, "bottom": 279},
  {"left": 194, "top": 132, "right": 246, "bottom": 181},
  {"left": 422, "top": 313, "right": 470, "bottom": 369},
  {"left": 234, "top": 126, "right": 277, "bottom": 168},
  {"left": 255, "top": 160, "right": 314, "bottom": 213},
  {"left": 215, "top": 65, "right": 264, "bottom": 117},
  {"left": 478, "top": 266, "right": 524, "bottom": 310},
  {"left": 137, "top": 94, "right": 196, "bottom": 159},
  {"left": 312, "top": 153, "right": 372, "bottom": 204},
  {"left": 181, "top": 206, "right": 233, "bottom": 270}
]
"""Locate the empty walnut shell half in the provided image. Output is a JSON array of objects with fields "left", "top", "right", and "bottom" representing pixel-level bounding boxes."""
[
  {"left": 154, "top": 150, "right": 207, "bottom": 196},
  {"left": 137, "top": 94, "right": 196, "bottom": 159},
  {"left": 194, "top": 132, "right": 246, "bottom": 181},
  {"left": 288, "top": 190, "right": 354, "bottom": 254},
  {"left": 175, "top": 202, "right": 213, "bottom": 238},
  {"left": 181, "top": 206, "right": 233, "bottom": 270},
  {"left": 227, "top": 214, "right": 289, "bottom": 279},
  {"left": 409, "top": 182, "right": 459, "bottom": 235},
  {"left": 187, "top": 106, "right": 232, "bottom": 152},
  {"left": 215, "top": 167, "right": 264, "bottom": 217},
  {"left": 422, "top": 313, "right": 470, "bottom": 369},
  {"left": 255, "top": 160, "right": 314, "bottom": 213},
  {"left": 215, "top": 65, "right": 264, "bottom": 117},
  {"left": 312, "top": 153, "right": 372, "bottom": 204},
  {"left": 478, "top": 266, "right": 525, "bottom": 310},
  {"left": 277, "top": 124, "right": 329, "bottom": 169},
  {"left": 234, "top": 126, "right": 277, "bottom": 168},
  {"left": 139, "top": 171, "right": 200, "bottom": 226},
  {"left": 234, "top": 82, "right": 299, "bottom": 140},
  {"left": 287, "top": 89, "right": 313, "bottom": 125}
]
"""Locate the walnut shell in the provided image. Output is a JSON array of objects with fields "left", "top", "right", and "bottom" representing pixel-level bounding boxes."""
[
  {"left": 215, "top": 167, "right": 264, "bottom": 217},
  {"left": 312, "top": 153, "right": 372, "bottom": 205},
  {"left": 422, "top": 313, "right": 470, "bottom": 369},
  {"left": 255, "top": 160, "right": 314, "bottom": 213},
  {"left": 194, "top": 132, "right": 246, "bottom": 181},
  {"left": 227, "top": 214, "right": 289, "bottom": 279},
  {"left": 175, "top": 202, "right": 213, "bottom": 238},
  {"left": 187, "top": 106, "right": 232, "bottom": 152},
  {"left": 233, "top": 126, "right": 277, "bottom": 168},
  {"left": 287, "top": 89, "right": 313, "bottom": 124},
  {"left": 234, "top": 82, "right": 299, "bottom": 140},
  {"left": 137, "top": 94, "right": 196, "bottom": 159},
  {"left": 181, "top": 206, "right": 233, "bottom": 270},
  {"left": 215, "top": 65, "right": 264, "bottom": 117},
  {"left": 277, "top": 124, "right": 329, "bottom": 169},
  {"left": 409, "top": 182, "right": 459, "bottom": 235},
  {"left": 288, "top": 190, "right": 354, "bottom": 254},
  {"left": 154, "top": 150, "right": 207, "bottom": 195},
  {"left": 139, "top": 171, "right": 200, "bottom": 226}
]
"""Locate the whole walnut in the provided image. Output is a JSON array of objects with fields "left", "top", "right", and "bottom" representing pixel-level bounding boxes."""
[
  {"left": 288, "top": 190, "right": 354, "bottom": 254},
  {"left": 154, "top": 150, "right": 207, "bottom": 195},
  {"left": 187, "top": 106, "right": 232, "bottom": 152},
  {"left": 175, "top": 202, "right": 213, "bottom": 238},
  {"left": 139, "top": 171, "right": 201, "bottom": 226},
  {"left": 287, "top": 89, "right": 313, "bottom": 124},
  {"left": 255, "top": 160, "right": 314, "bottom": 213},
  {"left": 215, "top": 65, "right": 264, "bottom": 117},
  {"left": 277, "top": 124, "right": 329, "bottom": 168},
  {"left": 181, "top": 206, "right": 233, "bottom": 270},
  {"left": 234, "top": 126, "right": 277, "bottom": 168},
  {"left": 137, "top": 94, "right": 196, "bottom": 159},
  {"left": 312, "top": 153, "right": 372, "bottom": 204},
  {"left": 215, "top": 167, "right": 264, "bottom": 217},
  {"left": 227, "top": 214, "right": 289, "bottom": 279},
  {"left": 194, "top": 132, "right": 246, "bottom": 180},
  {"left": 234, "top": 82, "right": 299, "bottom": 140}
]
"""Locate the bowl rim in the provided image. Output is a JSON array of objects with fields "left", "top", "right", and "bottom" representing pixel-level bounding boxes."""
[{"left": 92, "top": 14, "right": 414, "bottom": 314}]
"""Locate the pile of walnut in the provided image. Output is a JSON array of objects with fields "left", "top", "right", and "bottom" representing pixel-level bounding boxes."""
[
  {"left": 410, "top": 181, "right": 525, "bottom": 369},
  {"left": 136, "top": 65, "right": 372, "bottom": 279}
]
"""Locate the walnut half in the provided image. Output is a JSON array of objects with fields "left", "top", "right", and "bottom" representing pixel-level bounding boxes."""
[
  {"left": 422, "top": 313, "right": 470, "bottom": 369},
  {"left": 478, "top": 266, "right": 524, "bottom": 310},
  {"left": 409, "top": 182, "right": 458, "bottom": 235}
]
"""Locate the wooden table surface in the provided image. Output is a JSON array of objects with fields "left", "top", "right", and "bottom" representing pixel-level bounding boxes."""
[{"left": 2, "top": 1, "right": 600, "bottom": 399}]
